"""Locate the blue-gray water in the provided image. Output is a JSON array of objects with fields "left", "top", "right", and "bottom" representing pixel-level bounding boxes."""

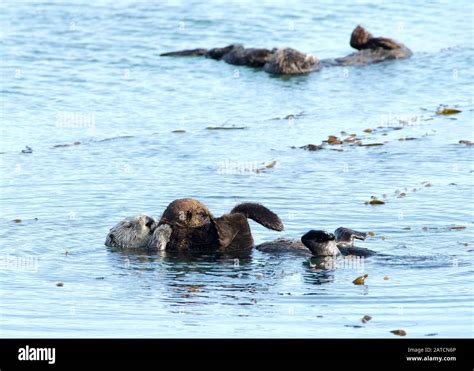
[{"left": 0, "top": 0, "right": 473, "bottom": 338}]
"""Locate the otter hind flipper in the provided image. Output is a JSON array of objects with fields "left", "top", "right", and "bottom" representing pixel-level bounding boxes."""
[
  {"left": 230, "top": 203, "right": 284, "bottom": 231},
  {"left": 160, "top": 48, "right": 208, "bottom": 57}
]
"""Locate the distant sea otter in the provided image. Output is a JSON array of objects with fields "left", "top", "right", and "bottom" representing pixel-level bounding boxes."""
[
  {"left": 256, "top": 227, "right": 375, "bottom": 257},
  {"left": 149, "top": 198, "right": 284, "bottom": 252},
  {"left": 161, "top": 44, "right": 317, "bottom": 75},
  {"left": 328, "top": 25, "right": 412, "bottom": 66},
  {"left": 105, "top": 214, "right": 158, "bottom": 249}
]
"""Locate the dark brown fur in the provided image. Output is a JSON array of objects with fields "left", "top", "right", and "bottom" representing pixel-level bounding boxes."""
[
  {"left": 263, "top": 48, "right": 319, "bottom": 75},
  {"left": 222, "top": 47, "right": 275, "bottom": 67},
  {"left": 231, "top": 203, "right": 284, "bottom": 231},
  {"left": 157, "top": 199, "right": 283, "bottom": 252},
  {"left": 206, "top": 44, "right": 241, "bottom": 60},
  {"left": 159, "top": 198, "right": 213, "bottom": 228},
  {"left": 350, "top": 25, "right": 404, "bottom": 51}
]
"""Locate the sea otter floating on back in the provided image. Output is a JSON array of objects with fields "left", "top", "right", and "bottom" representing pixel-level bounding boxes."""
[
  {"left": 256, "top": 227, "right": 375, "bottom": 257},
  {"left": 150, "top": 198, "right": 284, "bottom": 252},
  {"left": 105, "top": 198, "right": 284, "bottom": 252},
  {"left": 329, "top": 25, "right": 412, "bottom": 66},
  {"left": 161, "top": 44, "right": 319, "bottom": 74},
  {"left": 160, "top": 25, "right": 411, "bottom": 75}
]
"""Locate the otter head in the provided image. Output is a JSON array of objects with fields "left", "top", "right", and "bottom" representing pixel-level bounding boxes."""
[
  {"left": 334, "top": 227, "right": 367, "bottom": 247},
  {"left": 105, "top": 214, "right": 158, "bottom": 249},
  {"left": 264, "top": 48, "right": 319, "bottom": 75},
  {"left": 301, "top": 230, "right": 340, "bottom": 256},
  {"left": 159, "top": 198, "right": 213, "bottom": 228},
  {"left": 350, "top": 25, "right": 373, "bottom": 50},
  {"left": 148, "top": 223, "right": 173, "bottom": 251},
  {"left": 152, "top": 198, "right": 214, "bottom": 251}
]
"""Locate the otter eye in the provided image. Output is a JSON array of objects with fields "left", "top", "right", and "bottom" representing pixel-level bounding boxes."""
[{"left": 145, "top": 221, "right": 153, "bottom": 228}]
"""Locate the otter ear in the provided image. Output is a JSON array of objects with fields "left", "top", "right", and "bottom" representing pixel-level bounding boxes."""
[
  {"left": 122, "top": 221, "right": 132, "bottom": 228},
  {"left": 213, "top": 215, "right": 241, "bottom": 248}
]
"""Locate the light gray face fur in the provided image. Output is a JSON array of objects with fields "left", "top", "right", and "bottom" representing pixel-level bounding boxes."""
[
  {"left": 263, "top": 48, "right": 319, "bottom": 75},
  {"left": 105, "top": 214, "right": 158, "bottom": 248},
  {"left": 147, "top": 224, "right": 173, "bottom": 251},
  {"left": 334, "top": 227, "right": 368, "bottom": 248},
  {"left": 309, "top": 239, "right": 341, "bottom": 256}
]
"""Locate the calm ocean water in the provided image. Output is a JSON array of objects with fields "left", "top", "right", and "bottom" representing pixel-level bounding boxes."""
[{"left": 0, "top": 0, "right": 473, "bottom": 337}]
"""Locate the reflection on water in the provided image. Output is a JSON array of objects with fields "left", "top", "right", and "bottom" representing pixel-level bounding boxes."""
[{"left": 0, "top": 0, "right": 473, "bottom": 337}]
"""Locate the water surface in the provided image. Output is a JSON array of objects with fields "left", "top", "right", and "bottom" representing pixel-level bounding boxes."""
[{"left": 0, "top": 0, "right": 473, "bottom": 337}]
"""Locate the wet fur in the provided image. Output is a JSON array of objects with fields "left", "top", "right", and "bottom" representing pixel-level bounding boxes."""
[
  {"left": 161, "top": 44, "right": 318, "bottom": 74},
  {"left": 231, "top": 203, "right": 284, "bottom": 231},
  {"left": 350, "top": 25, "right": 404, "bottom": 51},
  {"left": 105, "top": 214, "right": 157, "bottom": 249},
  {"left": 337, "top": 25, "right": 412, "bottom": 65},
  {"left": 256, "top": 227, "right": 375, "bottom": 257},
  {"left": 160, "top": 25, "right": 411, "bottom": 73},
  {"left": 154, "top": 199, "right": 283, "bottom": 252},
  {"left": 222, "top": 46, "right": 275, "bottom": 67},
  {"left": 263, "top": 48, "right": 319, "bottom": 74}
]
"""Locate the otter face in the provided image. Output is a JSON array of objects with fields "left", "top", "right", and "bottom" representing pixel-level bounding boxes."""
[
  {"left": 160, "top": 198, "right": 213, "bottom": 228},
  {"left": 301, "top": 230, "right": 340, "bottom": 256},
  {"left": 334, "top": 227, "right": 367, "bottom": 247},
  {"left": 264, "top": 48, "right": 319, "bottom": 75},
  {"left": 105, "top": 214, "right": 158, "bottom": 249},
  {"left": 148, "top": 224, "right": 173, "bottom": 251},
  {"left": 350, "top": 25, "right": 373, "bottom": 50}
]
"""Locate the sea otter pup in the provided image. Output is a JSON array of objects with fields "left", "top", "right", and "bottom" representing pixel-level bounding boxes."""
[
  {"left": 149, "top": 198, "right": 284, "bottom": 252},
  {"left": 331, "top": 25, "right": 412, "bottom": 65},
  {"left": 105, "top": 214, "right": 158, "bottom": 249},
  {"left": 256, "top": 227, "right": 374, "bottom": 257}
]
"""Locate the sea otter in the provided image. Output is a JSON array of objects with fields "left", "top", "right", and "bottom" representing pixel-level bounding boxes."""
[
  {"left": 329, "top": 25, "right": 412, "bottom": 66},
  {"left": 105, "top": 214, "right": 158, "bottom": 249},
  {"left": 256, "top": 227, "right": 374, "bottom": 257},
  {"left": 161, "top": 44, "right": 316, "bottom": 74},
  {"left": 149, "top": 198, "right": 284, "bottom": 252}
]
